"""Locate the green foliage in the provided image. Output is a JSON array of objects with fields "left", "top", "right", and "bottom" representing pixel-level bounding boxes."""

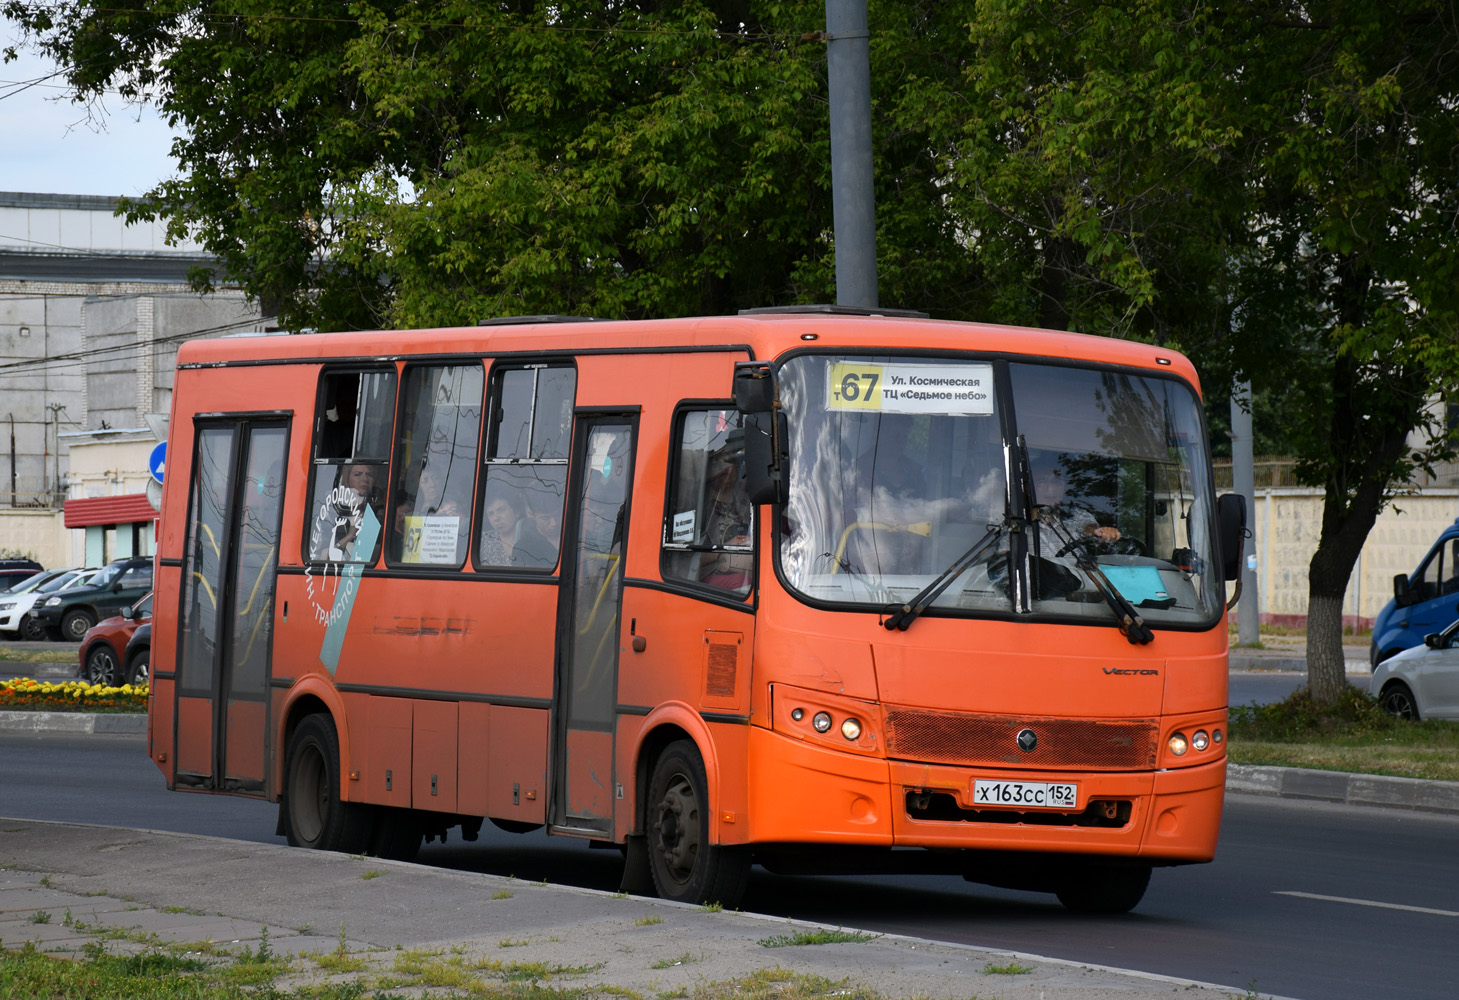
[
  {"left": 757, "top": 928, "right": 877, "bottom": 948},
  {"left": 3, "top": 1, "right": 979, "bottom": 330},
  {"left": 1231, "top": 686, "right": 1414, "bottom": 742}
]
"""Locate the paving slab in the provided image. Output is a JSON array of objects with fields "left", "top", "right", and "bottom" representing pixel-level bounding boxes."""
[{"left": 0, "top": 818, "right": 1292, "bottom": 1000}]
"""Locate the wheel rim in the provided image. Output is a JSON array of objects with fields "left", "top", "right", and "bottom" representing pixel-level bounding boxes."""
[
  {"left": 86, "top": 648, "right": 116, "bottom": 685},
  {"left": 1382, "top": 687, "right": 1415, "bottom": 720},
  {"left": 133, "top": 656, "right": 149, "bottom": 684},
  {"left": 652, "top": 770, "right": 699, "bottom": 888},
  {"left": 20, "top": 617, "right": 43, "bottom": 640},
  {"left": 64, "top": 615, "right": 90, "bottom": 641},
  {"left": 291, "top": 742, "right": 327, "bottom": 844}
]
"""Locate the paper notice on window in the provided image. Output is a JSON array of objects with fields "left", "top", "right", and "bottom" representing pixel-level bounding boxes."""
[
  {"left": 672, "top": 510, "right": 696, "bottom": 544},
  {"left": 826, "top": 362, "right": 995, "bottom": 415},
  {"left": 402, "top": 515, "right": 460, "bottom": 564}
]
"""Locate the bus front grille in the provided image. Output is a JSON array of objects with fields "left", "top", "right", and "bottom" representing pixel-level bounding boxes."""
[{"left": 883, "top": 707, "right": 1159, "bottom": 771}]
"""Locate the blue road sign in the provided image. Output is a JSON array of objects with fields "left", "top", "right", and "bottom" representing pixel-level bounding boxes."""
[{"left": 148, "top": 441, "right": 167, "bottom": 484}]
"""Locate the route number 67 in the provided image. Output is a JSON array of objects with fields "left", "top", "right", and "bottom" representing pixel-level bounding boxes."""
[{"left": 828, "top": 363, "right": 884, "bottom": 410}]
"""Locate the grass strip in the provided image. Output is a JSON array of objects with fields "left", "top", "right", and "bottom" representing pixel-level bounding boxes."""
[{"left": 1228, "top": 687, "right": 1459, "bottom": 782}]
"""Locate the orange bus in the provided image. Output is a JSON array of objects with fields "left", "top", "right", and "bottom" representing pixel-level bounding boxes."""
[{"left": 149, "top": 307, "right": 1244, "bottom": 913}]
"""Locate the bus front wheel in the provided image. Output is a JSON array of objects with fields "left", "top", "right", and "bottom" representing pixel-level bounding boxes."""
[
  {"left": 1055, "top": 863, "right": 1151, "bottom": 914},
  {"left": 646, "top": 740, "right": 748, "bottom": 908},
  {"left": 284, "top": 714, "right": 370, "bottom": 853}
]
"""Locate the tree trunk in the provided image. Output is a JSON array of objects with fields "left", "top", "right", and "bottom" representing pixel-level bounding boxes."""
[{"left": 1305, "top": 591, "right": 1348, "bottom": 705}]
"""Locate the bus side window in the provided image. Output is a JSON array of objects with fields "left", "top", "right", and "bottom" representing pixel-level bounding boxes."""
[
  {"left": 662, "top": 408, "right": 752, "bottom": 597},
  {"left": 387, "top": 364, "right": 485, "bottom": 568},
  {"left": 477, "top": 364, "right": 575, "bottom": 571},
  {"left": 306, "top": 369, "right": 395, "bottom": 566}
]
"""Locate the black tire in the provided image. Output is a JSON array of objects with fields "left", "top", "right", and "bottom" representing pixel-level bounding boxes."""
[
  {"left": 18, "top": 614, "right": 47, "bottom": 642},
  {"left": 367, "top": 806, "right": 422, "bottom": 862},
  {"left": 83, "top": 644, "right": 119, "bottom": 686},
  {"left": 283, "top": 714, "right": 370, "bottom": 852},
  {"left": 124, "top": 649, "right": 149, "bottom": 686},
  {"left": 1379, "top": 681, "right": 1419, "bottom": 721},
  {"left": 1055, "top": 864, "right": 1151, "bottom": 914},
  {"left": 60, "top": 608, "right": 96, "bottom": 643},
  {"left": 646, "top": 740, "right": 749, "bottom": 907}
]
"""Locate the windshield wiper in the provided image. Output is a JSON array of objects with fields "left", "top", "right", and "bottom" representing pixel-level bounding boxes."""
[
  {"left": 1038, "top": 512, "right": 1155, "bottom": 645},
  {"left": 883, "top": 523, "right": 1004, "bottom": 631}
]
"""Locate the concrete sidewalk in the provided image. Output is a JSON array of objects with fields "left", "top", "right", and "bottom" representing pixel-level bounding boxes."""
[{"left": 0, "top": 820, "right": 1268, "bottom": 1000}]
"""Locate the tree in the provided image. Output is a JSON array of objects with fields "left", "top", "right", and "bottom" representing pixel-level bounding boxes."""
[
  {"left": 945, "top": 0, "right": 1459, "bottom": 703},
  {"left": 2, "top": 0, "right": 980, "bottom": 330}
]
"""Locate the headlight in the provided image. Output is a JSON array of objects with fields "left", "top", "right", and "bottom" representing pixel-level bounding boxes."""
[
  {"left": 1168, "top": 732, "right": 1189, "bottom": 756},
  {"left": 841, "top": 717, "right": 862, "bottom": 741},
  {"left": 812, "top": 711, "right": 833, "bottom": 733},
  {"left": 44, "top": 597, "right": 62, "bottom": 607},
  {"left": 0, "top": 602, "right": 13, "bottom": 611},
  {"left": 1192, "top": 729, "right": 1210, "bottom": 752}
]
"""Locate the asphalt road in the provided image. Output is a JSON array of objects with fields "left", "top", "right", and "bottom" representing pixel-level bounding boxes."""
[{"left": 3, "top": 729, "right": 1456, "bottom": 1000}]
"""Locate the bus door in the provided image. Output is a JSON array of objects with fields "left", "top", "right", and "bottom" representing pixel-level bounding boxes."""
[
  {"left": 173, "top": 417, "right": 289, "bottom": 795},
  {"left": 549, "top": 414, "right": 638, "bottom": 837}
]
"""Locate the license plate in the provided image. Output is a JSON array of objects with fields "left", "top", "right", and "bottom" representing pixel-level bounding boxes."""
[{"left": 972, "top": 779, "right": 1079, "bottom": 810}]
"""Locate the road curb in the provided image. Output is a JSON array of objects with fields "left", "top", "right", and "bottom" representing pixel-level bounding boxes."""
[
  {"left": 0, "top": 710, "right": 145, "bottom": 735},
  {"left": 1227, "top": 763, "right": 1459, "bottom": 815}
]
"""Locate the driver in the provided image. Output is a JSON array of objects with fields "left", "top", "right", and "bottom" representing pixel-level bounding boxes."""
[{"left": 1030, "top": 459, "right": 1122, "bottom": 552}]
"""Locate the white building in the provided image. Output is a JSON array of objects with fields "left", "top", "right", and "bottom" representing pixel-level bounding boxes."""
[{"left": 0, "top": 191, "right": 273, "bottom": 568}]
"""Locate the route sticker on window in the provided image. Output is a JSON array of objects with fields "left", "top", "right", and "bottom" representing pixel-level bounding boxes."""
[
  {"left": 402, "top": 515, "right": 460, "bottom": 564},
  {"left": 826, "top": 362, "right": 994, "bottom": 416}
]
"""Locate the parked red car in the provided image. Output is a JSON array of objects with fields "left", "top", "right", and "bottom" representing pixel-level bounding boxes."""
[{"left": 77, "top": 592, "right": 152, "bottom": 686}]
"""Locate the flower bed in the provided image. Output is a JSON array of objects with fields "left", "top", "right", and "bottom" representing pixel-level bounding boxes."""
[{"left": 0, "top": 677, "right": 148, "bottom": 712}]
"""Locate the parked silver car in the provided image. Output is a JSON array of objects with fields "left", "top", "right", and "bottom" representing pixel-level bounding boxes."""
[{"left": 1371, "top": 618, "right": 1459, "bottom": 720}]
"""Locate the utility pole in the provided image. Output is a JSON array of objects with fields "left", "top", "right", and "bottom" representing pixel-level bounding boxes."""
[
  {"left": 47, "top": 403, "right": 66, "bottom": 508},
  {"left": 825, "top": 0, "right": 877, "bottom": 308},
  {"left": 1230, "top": 385, "right": 1259, "bottom": 644}
]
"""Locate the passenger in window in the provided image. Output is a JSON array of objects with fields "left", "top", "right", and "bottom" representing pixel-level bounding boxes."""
[
  {"left": 481, "top": 485, "right": 557, "bottom": 568},
  {"left": 314, "top": 463, "right": 382, "bottom": 563},
  {"left": 395, "top": 460, "right": 462, "bottom": 531},
  {"left": 698, "top": 437, "right": 753, "bottom": 590},
  {"left": 526, "top": 491, "right": 563, "bottom": 557}
]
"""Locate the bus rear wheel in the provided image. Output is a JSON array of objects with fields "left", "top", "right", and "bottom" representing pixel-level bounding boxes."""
[
  {"left": 284, "top": 714, "right": 369, "bottom": 853},
  {"left": 646, "top": 740, "right": 748, "bottom": 908},
  {"left": 1055, "top": 863, "right": 1151, "bottom": 914}
]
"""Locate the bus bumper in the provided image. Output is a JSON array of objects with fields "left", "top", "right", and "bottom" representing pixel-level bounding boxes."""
[{"left": 744, "top": 726, "right": 1224, "bottom": 863}]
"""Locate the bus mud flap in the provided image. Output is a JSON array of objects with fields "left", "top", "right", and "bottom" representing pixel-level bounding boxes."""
[{"left": 620, "top": 834, "right": 655, "bottom": 896}]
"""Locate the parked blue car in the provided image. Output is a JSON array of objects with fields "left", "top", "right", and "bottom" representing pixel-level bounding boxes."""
[{"left": 1371, "top": 516, "right": 1459, "bottom": 668}]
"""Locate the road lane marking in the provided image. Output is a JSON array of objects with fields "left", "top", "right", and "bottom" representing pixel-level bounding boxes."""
[{"left": 1276, "top": 891, "right": 1459, "bottom": 918}]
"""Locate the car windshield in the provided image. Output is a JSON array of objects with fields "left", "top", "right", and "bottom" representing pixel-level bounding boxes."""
[
  {"left": 777, "top": 354, "right": 1224, "bottom": 629},
  {"left": 40, "top": 570, "right": 90, "bottom": 593},
  {"left": 4, "top": 571, "right": 58, "bottom": 595},
  {"left": 88, "top": 563, "right": 125, "bottom": 589}
]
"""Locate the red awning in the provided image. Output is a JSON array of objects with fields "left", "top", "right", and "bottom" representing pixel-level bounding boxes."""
[{"left": 63, "top": 493, "right": 158, "bottom": 528}]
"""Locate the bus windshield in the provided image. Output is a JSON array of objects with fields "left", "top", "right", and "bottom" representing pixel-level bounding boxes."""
[{"left": 777, "top": 354, "right": 1223, "bottom": 629}]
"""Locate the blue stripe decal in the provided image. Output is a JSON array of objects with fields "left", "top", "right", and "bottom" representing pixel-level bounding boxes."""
[{"left": 319, "top": 507, "right": 382, "bottom": 675}]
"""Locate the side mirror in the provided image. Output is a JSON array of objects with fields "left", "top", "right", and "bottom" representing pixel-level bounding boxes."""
[
  {"left": 1216, "top": 493, "right": 1247, "bottom": 582},
  {"left": 121, "top": 605, "right": 134, "bottom": 620},
  {"left": 1393, "top": 573, "right": 1415, "bottom": 608},
  {"left": 1425, "top": 632, "right": 1443, "bottom": 650},
  {"left": 111, "top": 580, "right": 125, "bottom": 592},
  {"left": 743, "top": 411, "right": 789, "bottom": 505},
  {"left": 733, "top": 362, "right": 776, "bottom": 414},
  {"left": 733, "top": 361, "right": 788, "bottom": 504}
]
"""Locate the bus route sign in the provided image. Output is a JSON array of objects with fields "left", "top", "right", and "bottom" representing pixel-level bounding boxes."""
[{"left": 826, "top": 362, "right": 994, "bottom": 416}]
